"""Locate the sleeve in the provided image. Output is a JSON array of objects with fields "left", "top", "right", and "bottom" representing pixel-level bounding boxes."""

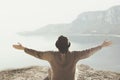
[
  {"left": 24, "top": 48, "right": 51, "bottom": 61},
  {"left": 73, "top": 45, "right": 102, "bottom": 61}
]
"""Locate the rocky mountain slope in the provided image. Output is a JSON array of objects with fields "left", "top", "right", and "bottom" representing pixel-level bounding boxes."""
[
  {"left": 0, "top": 64, "right": 120, "bottom": 80},
  {"left": 19, "top": 5, "right": 120, "bottom": 36}
]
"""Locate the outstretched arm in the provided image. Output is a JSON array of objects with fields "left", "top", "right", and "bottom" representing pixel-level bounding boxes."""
[
  {"left": 74, "top": 41, "right": 112, "bottom": 61},
  {"left": 13, "top": 43, "right": 51, "bottom": 61}
]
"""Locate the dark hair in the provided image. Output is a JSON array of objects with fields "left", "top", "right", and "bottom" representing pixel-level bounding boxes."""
[{"left": 55, "top": 35, "right": 71, "bottom": 53}]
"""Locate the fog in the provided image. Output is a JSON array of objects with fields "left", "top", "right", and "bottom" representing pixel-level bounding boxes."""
[
  {"left": 0, "top": 0, "right": 120, "bottom": 72},
  {"left": 0, "top": 33, "right": 120, "bottom": 72}
]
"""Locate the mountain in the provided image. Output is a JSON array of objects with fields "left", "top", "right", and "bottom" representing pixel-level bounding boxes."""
[
  {"left": 19, "top": 5, "right": 120, "bottom": 36},
  {"left": 72, "top": 5, "right": 120, "bottom": 34},
  {"left": 0, "top": 64, "right": 120, "bottom": 80}
]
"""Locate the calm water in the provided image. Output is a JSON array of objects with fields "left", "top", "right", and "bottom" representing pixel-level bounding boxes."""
[{"left": 0, "top": 34, "right": 120, "bottom": 72}]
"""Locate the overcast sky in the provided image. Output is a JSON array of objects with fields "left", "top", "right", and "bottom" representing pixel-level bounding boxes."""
[
  {"left": 0, "top": 0, "right": 120, "bottom": 34},
  {"left": 0, "top": 0, "right": 120, "bottom": 71}
]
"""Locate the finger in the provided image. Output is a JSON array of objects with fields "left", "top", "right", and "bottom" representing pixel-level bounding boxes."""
[
  {"left": 104, "top": 41, "right": 112, "bottom": 44},
  {"left": 13, "top": 45, "right": 17, "bottom": 48},
  {"left": 109, "top": 41, "right": 112, "bottom": 43},
  {"left": 12, "top": 45, "right": 15, "bottom": 47},
  {"left": 107, "top": 41, "right": 112, "bottom": 46},
  {"left": 17, "top": 42, "right": 21, "bottom": 45},
  {"left": 109, "top": 41, "right": 112, "bottom": 45},
  {"left": 107, "top": 41, "right": 112, "bottom": 44}
]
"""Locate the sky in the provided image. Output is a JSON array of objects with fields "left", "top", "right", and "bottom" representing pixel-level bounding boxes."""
[
  {"left": 0, "top": 0, "right": 120, "bottom": 34},
  {"left": 0, "top": 0, "right": 120, "bottom": 71}
]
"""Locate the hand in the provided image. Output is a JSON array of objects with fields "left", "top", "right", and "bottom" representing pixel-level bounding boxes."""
[
  {"left": 13, "top": 42, "right": 25, "bottom": 50},
  {"left": 101, "top": 41, "right": 112, "bottom": 47}
]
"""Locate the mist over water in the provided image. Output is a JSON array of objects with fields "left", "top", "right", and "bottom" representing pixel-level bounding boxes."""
[
  {"left": 70, "top": 35, "right": 120, "bottom": 72},
  {"left": 0, "top": 32, "right": 120, "bottom": 72}
]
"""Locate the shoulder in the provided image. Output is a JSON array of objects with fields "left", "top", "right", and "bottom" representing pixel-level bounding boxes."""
[
  {"left": 71, "top": 51, "right": 81, "bottom": 54},
  {"left": 44, "top": 51, "right": 58, "bottom": 55}
]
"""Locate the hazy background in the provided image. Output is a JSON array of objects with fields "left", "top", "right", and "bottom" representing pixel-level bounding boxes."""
[{"left": 0, "top": 0, "right": 120, "bottom": 72}]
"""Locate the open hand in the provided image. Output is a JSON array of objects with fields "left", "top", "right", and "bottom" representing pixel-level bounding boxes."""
[
  {"left": 13, "top": 42, "right": 25, "bottom": 50},
  {"left": 101, "top": 41, "right": 112, "bottom": 47}
]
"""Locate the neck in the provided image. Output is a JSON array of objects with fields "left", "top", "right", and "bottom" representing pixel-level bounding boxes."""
[{"left": 59, "top": 49, "right": 69, "bottom": 53}]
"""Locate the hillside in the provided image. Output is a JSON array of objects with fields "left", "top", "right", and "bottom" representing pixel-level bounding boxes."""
[
  {"left": 0, "top": 64, "right": 120, "bottom": 80},
  {"left": 19, "top": 5, "right": 120, "bottom": 36}
]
